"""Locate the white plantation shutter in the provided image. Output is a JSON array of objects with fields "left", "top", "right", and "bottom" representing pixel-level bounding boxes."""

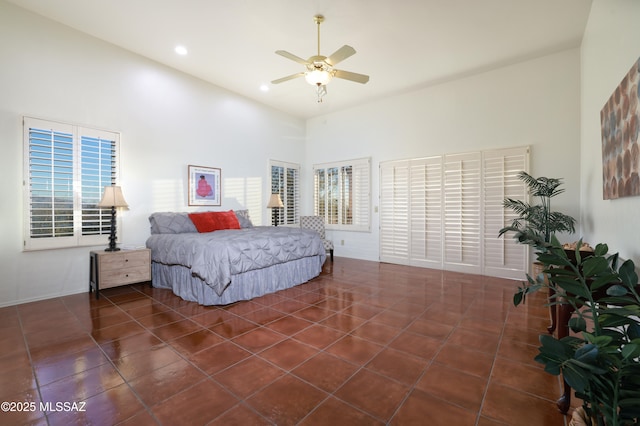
[
  {"left": 443, "top": 152, "right": 481, "bottom": 273},
  {"left": 80, "top": 129, "right": 118, "bottom": 237},
  {"left": 379, "top": 146, "right": 528, "bottom": 280},
  {"left": 286, "top": 166, "right": 300, "bottom": 224},
  {"left": 313, "top": 168, "right": 323, "bottom": 221},
  {"left": 24, "top": 117, "right": 120, "bottom": 251},
  {"left": 417, "top": 157, "right": 443, "bottom": 267},
  {"left": 350, "top": 160, "right": 371, "bottom": 231},
  {"left": 409, "top": 161, "right": 426, "bottom": 264},
  {"left": 380, "top": 156, "right": 443, "bottom": 268},
  {"left": 483, "top": 147, "right": 529, "bottom": 279},
  {"left": 380, "top": 161, "right": 410, "bottom": 263},
  {"left": 270, "top": 160, "right": 300, "bottom": 225},
  {"left": 27, "top": 122, "right": 75, "bottom": 244},
  {"left": 327, "top": 167, "right": 339, "bottom": 225},
  {"left": 314, "top": 158, "right": 370, "bottom": 231}
]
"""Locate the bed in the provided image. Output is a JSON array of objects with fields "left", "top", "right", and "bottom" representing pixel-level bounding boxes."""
[{"left": 145, "top": 210, "right": 326, "bottom": 305}]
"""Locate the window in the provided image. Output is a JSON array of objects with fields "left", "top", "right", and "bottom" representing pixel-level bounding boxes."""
[
  {"left": 313, "top": 157, "right": 371, "bottom": 231},
  {"left": 23, "top": 117, "right": 120, "bottom": 250},
  {"left": 270, "top": 160, "right": 300, "bottom": 225}
]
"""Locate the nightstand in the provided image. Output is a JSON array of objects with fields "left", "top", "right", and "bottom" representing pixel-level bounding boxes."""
[{"left": 89, "top": 248, "right": 151, "bottom": 299}]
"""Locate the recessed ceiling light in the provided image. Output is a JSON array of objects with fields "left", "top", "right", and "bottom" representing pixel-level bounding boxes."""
[
  {"left": 175, "top": 45, "right": 188, "bottom": 56},
  {"left": 260, "top": 84, "right": 269, "bottom": 92}
]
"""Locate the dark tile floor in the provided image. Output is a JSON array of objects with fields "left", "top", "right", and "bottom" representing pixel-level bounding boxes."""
[{"left": 0, "top": 258, "right": 577, "bottom": 425}]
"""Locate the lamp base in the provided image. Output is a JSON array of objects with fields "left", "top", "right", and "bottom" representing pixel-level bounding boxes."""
[{"left": 105, "top": 207, "right": 120, "bottom": 251}]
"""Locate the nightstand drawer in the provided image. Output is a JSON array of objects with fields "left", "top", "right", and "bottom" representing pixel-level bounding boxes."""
[
  {"left": 100, "top": 265, "right": 150, "bottom": 287},
  {"left": 99, "top": 250, "right": 150, "bottom": 272}
]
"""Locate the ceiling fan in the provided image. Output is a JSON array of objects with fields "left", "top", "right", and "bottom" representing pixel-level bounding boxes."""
[{"left": 271, "top": 14, "right": 369, "bottom": 102}]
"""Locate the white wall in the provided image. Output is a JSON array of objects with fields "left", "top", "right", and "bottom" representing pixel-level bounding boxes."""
[
  {"left": 580, "top": 0, "right": 640, "bottom": 261},
  {"left": 305, "top": 49, "right": 582, "bottom": 261},
  {"left": 0, "top": 2, "right": 305, "bottom": 307}
]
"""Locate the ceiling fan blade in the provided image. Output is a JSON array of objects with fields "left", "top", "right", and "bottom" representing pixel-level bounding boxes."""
[
  {"left": 275, "top": 50, "right": 309, "bottom": 65},
  {"left": 334, "top": 69, "right": 370, "bottom": 84},
  {"left": 271, "top": 73, "right": 305, "bottom": 84},
  {"left": 326, "top": 45, "right": 356, "bottom": 66}
]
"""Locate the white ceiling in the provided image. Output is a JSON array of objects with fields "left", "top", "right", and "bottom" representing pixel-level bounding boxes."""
[{"left": 7, "top": 0, "right": 593, "bottom": 119}]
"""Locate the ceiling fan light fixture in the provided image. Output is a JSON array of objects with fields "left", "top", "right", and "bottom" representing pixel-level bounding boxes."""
[{"left": 305, "top": 69, "right": 333, "bottom": 86}]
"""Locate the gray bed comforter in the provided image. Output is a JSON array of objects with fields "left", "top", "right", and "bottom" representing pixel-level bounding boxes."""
[{"left": 146, "top": 226, "right": 326, "bottom": 296}]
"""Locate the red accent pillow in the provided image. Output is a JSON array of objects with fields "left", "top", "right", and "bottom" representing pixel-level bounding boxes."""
[{"left": 188, "top": 211, "right": 241, "bottom": 233}]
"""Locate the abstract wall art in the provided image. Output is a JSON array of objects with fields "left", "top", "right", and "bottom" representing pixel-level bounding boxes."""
[{"left": 601, "top": 57, "right": 640, "bottom": 200}]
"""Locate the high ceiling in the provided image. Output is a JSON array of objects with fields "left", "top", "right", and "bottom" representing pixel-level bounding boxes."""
[{"left": 7, "top": 0, "right": 593, "bottom": 119}]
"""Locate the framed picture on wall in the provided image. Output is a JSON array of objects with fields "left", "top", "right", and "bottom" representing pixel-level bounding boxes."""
[{"left": 188, "top": 165, "right": 221, "bottom": 206}]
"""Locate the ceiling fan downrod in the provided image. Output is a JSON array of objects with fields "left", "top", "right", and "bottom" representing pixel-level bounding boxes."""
[{"left": 314, "top": 15, "right": 324, "bottom": 57}]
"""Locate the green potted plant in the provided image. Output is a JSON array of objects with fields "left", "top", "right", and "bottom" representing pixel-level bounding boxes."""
[
  {"left": 498, "top": 171, "right": 576, "bottom": 252},
  {"left": 514, "top": 237, "right": 640, "bottom": 426}
]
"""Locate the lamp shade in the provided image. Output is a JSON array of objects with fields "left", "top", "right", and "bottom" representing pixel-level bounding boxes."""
[
  {"left": 267, "top": 193, "right": 284, "bottom": 208},
  {"left": 97, "top": 186, "right": 129, "bottom": 208}
]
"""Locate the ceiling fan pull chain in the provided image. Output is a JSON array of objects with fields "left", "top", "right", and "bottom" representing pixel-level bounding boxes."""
[{"left": 316, "top": 84, "right": 327, "bottom": 103}]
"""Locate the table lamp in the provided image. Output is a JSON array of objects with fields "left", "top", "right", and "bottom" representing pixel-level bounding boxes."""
[{"left": 97, "top": 185, "right": 129, "bottom": 251}]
